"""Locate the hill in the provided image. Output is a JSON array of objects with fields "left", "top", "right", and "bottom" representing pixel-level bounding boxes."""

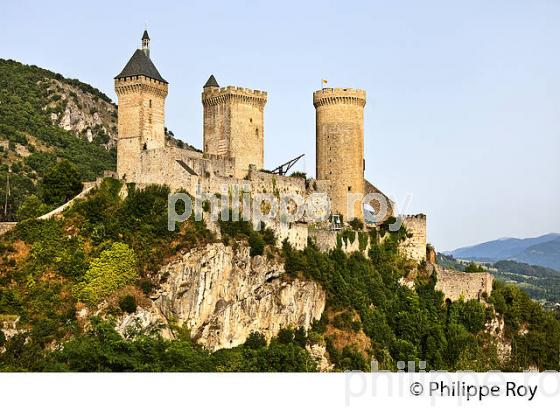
[
  {"left": 0, "top": 58, "right": 117, "bottom": 221},
  {"left": 447, "top": 233, "right": 560, "bottom": 270},
  {"left": 491, "top": 260, "right": 560, "bottom": 306},
  {"left": 1, "top": 179, "right": 560, "bottom": 371}
]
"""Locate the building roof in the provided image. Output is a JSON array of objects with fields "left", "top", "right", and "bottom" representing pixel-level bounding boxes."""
[
  {"left": 142, "top": 30, "right": 150, "bottom": 40},
  {"left": 115, "top": 49, "right": 167, "bottom": 83},
  {"left": 203, "top": 74, "right": 219, "bottom": 88}
]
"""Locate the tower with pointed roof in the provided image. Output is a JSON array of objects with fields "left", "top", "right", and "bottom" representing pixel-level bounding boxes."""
[
  {"left": 201, "top": 75, "right": 267, "bottom": 178},
  {"left": 114, "top": 30, "right": 168, "bottom": 181}
]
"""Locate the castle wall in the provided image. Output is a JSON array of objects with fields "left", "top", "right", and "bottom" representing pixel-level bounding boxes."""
[
  {"left": 309, "top": 227, "right": 371, "bottom": 255},
  {"left": 314, "top": 88, "right": 366, "bottom": 222},
  {"left": 399, "top": 214, "right": 427, "bottom": 263},
  {"left": 246, "top": 167, "right": 306, "bottom": 197},
  {"left": 0, "top": 222, "right": 17, "bottom": 237},
  {"left": 202, "top": 86, "right": 267, "bottom": 179},
  {"left": 435, "top": 268, "right": 493, "bottom": 301},
  {"left": 268, "top": 221, "right": 308, "bottom": 250}
]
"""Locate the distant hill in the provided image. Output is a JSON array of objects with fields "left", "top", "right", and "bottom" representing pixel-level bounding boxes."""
[
  {"left": 0, "top": 58, "right": 117, "bottom": 220},
  {"left": 491, "top": 260, "right": 560, "bottom": 306},
  {"left": 447, "top": 233, "right": 560, "bottom": 271}
]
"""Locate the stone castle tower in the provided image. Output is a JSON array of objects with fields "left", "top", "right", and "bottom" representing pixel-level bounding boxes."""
[
  {"left": 313, "top": 88, "right": 366, "bottom": 221},
  {"left": 114, "top": 30, "right": 168, "bottom": 180},
  {"left": 202, "top": 77, "right": 267, "bottom": 178}
]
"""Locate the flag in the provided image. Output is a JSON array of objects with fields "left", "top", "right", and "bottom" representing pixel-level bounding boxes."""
[{"left": 322, "top": 79, "right": 328, "bottom": 88}]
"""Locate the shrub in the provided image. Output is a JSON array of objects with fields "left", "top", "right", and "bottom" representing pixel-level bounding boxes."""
[
  {"left": 249, "top": 232, "right": 265, "bottom": 257},
  {"left": 245, "top": 331, "right": 267, "bottom": 349},
  {"left": 465, "top": 262, "right": 485, "bottom": 273},
  {"left": 16, "top": 194, "right": 49, "bottom": 221},
  {"left": 119, "top": 295, "right": 137, "bottom": 313},
  {"left": 348, "top": 218, "right": 364, "bottom": 230},
  {"left": 77, "top": 242, "right": 138, "bottom": 304}
]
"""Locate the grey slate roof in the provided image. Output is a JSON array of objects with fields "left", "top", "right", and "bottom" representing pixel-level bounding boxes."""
[
  {"left": 203, "top": 74, "right": 219, "bottom": 88},
  {"left": 115, "top": 49, "right": 167, "bottom": 83},
  {"left": 142, "top": 30, "right": 150, "bottom": 40}
]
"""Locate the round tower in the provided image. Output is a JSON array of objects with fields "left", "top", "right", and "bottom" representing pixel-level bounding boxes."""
[{"left": 313, "top": 88, "right": 366, "bottom": 221}]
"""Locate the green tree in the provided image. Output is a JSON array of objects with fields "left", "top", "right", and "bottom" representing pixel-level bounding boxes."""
[
  {"left": 16, "top": 194, "right": 49, "bottom": 220},
  {"left": 40, "top": 160, "right": 83, "bottom": 205},
  {"left": 465, "top": 262, "right": 485, "bottom": 273}
]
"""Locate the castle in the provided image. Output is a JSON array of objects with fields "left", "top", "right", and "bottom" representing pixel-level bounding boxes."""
[{"left": 114, "top": 30, "right": 427, "bottom": 259}]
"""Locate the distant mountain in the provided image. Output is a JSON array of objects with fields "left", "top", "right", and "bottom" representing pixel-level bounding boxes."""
[{"left": 447, "top": 233, "right": 560, "bottom": 271}]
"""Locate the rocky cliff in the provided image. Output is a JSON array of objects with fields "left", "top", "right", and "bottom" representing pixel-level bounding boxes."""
[
  {"left": 119, "top": 242, "right": 326, "bottom": 351},
  {"left": 46, "top": 79, "right": 117, "bottom": 148}
]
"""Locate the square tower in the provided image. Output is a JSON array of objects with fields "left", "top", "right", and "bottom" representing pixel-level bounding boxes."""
[
  {"left": 202, "top": 77, "right": 267, "bottom": 179},
  {"left": 114, "top": 31, "right": 168, "bottom": 181}
]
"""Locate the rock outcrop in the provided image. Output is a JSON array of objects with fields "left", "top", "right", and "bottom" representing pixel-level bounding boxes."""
[
  {"left": 46, "top": 79, "right": 117, "bottom": 148},
  {"left": 150, "top": 242, "right": 326, "bottom": 350}
]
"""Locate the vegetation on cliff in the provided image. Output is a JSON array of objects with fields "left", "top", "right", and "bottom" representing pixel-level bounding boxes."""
[{"left": 0, "top": 179, "right": 559, "bottom": 372}]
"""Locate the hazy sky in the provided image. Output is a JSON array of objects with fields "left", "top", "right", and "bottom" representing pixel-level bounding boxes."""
[{"left": 2, "top": 0, "right": 559, "bottom": 250}]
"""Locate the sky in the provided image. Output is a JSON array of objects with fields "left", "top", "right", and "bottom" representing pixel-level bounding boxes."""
[{"left": 1, "top": 0, "right": 559, "bottom": 250}]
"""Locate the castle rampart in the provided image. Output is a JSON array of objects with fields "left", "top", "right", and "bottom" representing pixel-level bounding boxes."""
[{"left": 435, "top": 268, "right": 493, "bottom": 302}]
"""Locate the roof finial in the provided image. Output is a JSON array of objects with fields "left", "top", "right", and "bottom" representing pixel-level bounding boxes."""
[{"left": 141, "top": 27, "right": 150, "bottom": 57}]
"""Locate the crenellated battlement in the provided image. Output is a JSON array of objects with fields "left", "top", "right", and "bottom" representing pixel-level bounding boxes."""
[
  {"left": 115, "top": 75, "right": 168, "bottom": 98},
  {"left": 202, "top": 86, "right": 267, "bottom": 108},
  {"left": 313, "top": 88, "right": 366, "bottom": 108}
]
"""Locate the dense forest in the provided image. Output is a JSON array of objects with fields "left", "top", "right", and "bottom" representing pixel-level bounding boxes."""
[
  {"left": 0, "top": 59, "right": 116, "bottom": 221},
  {"left": 1, "top": 178, "right": 559, "bottom": 371}
]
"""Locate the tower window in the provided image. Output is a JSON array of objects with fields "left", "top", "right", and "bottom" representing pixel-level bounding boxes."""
[
  {"left": 149, "top": 99, "right": 152, "bottom": 108},
  {"left": 348, "top": 186, "right": 352, "bottom": 191}
]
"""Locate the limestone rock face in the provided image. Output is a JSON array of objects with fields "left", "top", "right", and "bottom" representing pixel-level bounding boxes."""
[
  {"left": 46, "top": 79, "right": 117, "bottom": 148},
  {"left": 152, "top": 242, "right": 326, "bottom": 351}
]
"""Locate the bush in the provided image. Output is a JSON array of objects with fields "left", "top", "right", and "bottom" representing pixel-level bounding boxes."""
[
  {"left": 77, "top": 242, "right": 138, "bottom": 304},
  {"left": 119, "top": 295, "right": 137, "bottom": 313},
  {"left": 348, "top": 218, "right": 364, "bottom": 230},
  {"left": 465, "top": 262, "right": 485, "bottom": 273},
  {"left": 245, "top": 331, "right": 267, "bottom": 349},
  {"left": 16, "top": 194, "right": 49, "bottom": 221}
]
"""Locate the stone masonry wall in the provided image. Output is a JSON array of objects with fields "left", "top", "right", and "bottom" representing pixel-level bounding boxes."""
[
  {"left": 115, "top": 75, "right": 168, "bottom": 180},
  {"left": 309, "top": 227, "right": 371, "bottom": 255},
  {"left": 202, "top": 86, "right": 267, "bottom": 178},
  {"left": 0, "top": 222, "right": 17, "bottom": 236},
  {"left": 399, "top": 214, "right": 427, "bottom": 263},
  {"left": 435, "top": 268, "right": 493, "bottom": 301}
]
